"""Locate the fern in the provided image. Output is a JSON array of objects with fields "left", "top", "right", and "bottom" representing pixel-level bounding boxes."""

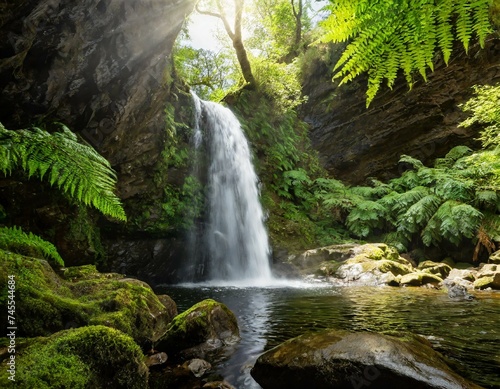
[
  {"left": 0, "top": 226, "right": 64, "bottom": 267},
  {"left": 0, "top": 122, "right": 126, "bottom": 221},
  {"left": 459, "top": 84, "right": 500, "bottom": 149},
  {"left": 397, "top": 194, "right": 442, "bottom": 238},
  {"left": 318, "top": 0, "right": 494, "bottom": 105},
  {"left": 421, "top": 200, "right": 482, "bottom": 246},
  {"left": 346, "top": 200, "right": 387, "bottom": 237}
]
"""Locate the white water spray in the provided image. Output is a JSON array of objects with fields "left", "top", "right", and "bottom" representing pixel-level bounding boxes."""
[{"left": 189, "top": 93, "right": 273, "bottom": 285}]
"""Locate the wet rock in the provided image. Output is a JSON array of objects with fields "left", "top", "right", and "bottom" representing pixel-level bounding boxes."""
[
  {"left": 328, "top": 243, "right": 413, "bottom": 286},
  {"left": 183, "top": 358, "right": 212, "bottom": 378},
  {"left": 157, "top": 294, "right": 178, "bottom": 324},
  {"left": 446, "top": 283, "right": 475, "bottom": 300},
  {"left": 400, "top": 271, "right": 443, "bottom": 286},
  {"left": 202, "top": 381, "right": 236, "bottom": 389},
  {"left": 417, "top": 260, "right": 452, "bottom": 278},
  {"left": 489, "top": 250, "right": 500, "bottom": 264},
  {"left": 474, "top": 264, "right": 500, "bottom": 290},
  {"left": 145, "top": 352, "right": 168, "bottom": 367},
  {"left": 251, "top": 329, "right": 483, "bottom": 389},
  {"left": 155, "top": 299, "right": 240, "bottom": 359},
  {"left": 444, "top": 268, "right": 477, "bottom": 289},
  {"left": 289, "top": 243, "right": 360, "bottom": 270}
]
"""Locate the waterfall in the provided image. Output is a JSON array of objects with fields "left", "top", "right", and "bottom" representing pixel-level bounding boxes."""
[{"left": 187, "top": 93, "right": 273, "bottom": 284}]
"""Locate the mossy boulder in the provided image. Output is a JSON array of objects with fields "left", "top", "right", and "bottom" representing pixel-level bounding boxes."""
[
  {"left": 251, "top": 329, "right": 482, "bottom": 389},
  {"left": 474, "top": 264, "right": 500, "bottom": 290},
  {"left": 0, "top": 325, "right": 148, "bottom": 388},
  {"left": 488, "top": 250, "right": 500, "bottom": 264},
  {"left": 0, "top": 250, "right": 174, "bottom": 346},
  {"left": 417, "top": 260, "right": 452, "bottom": 278},
  {"left": 330, "top": 244, "right": 414, "bottom": 286},
  {"left": 156, "top": 299, "right": 239, "bottom": 358},
  {"left": 400, "top": 271, "right": 443, "bottom": 286}
]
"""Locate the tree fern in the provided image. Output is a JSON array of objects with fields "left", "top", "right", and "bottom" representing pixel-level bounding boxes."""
[
  {"left": 318, "top": 0, "right": 494, "bottom": 105},
  {"left": 0, "top": 122, "right": 126, "bottom": 221},
  {"left": 0, "top": 226, "right": 64, "bottom": 267},
  {"left": 397, "top": 194, "right": 442, "bottom": 238},
  {"left": 346, "top": 200, "right": 387, "bottom": 237}
]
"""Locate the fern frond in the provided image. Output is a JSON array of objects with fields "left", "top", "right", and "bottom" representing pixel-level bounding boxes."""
[
  {"left": 0, "top": 123, "right": 126, "bottom": 221},
  {"left": 318, "top": 0, "right": 494, "bottom": 104},
  {"left": 397, "top": 194, "right": 442, "bottom": 238},
  {"left": 346, "top": 200, "right": 387, "bottom": 237},
  {"left": 0, "top": 226, "right": 64, "bottom": 268},
  {"left": 421, "top": 200, "right": 482, "bottom": 246}
]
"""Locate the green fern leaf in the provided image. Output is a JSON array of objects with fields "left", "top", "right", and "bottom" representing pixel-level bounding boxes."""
[
  {"left": 0, "top": 122, "right": 126, "bottom": 221},
  {"left": 0, "top": 226, "right": 64, "bottom": 267}
]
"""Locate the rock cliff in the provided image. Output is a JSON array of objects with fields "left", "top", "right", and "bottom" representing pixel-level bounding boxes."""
[
  {"left": 0, "top": 0, "right": 196, "bottom": 199},
  {"left": 301, "top": 39, "right": 500, "bottom": 184}
]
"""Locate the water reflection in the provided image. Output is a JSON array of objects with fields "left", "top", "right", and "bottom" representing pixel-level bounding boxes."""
[{"left": 161, "top": 286, "right": 500, "bottom": 389}]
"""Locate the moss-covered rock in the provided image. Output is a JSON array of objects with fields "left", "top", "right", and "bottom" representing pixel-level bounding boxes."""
[
  {"left": 474, "top": 264, "right": 500, "bottom": 290},
  {"left": 400, "top": 271, "right": 443, "bottom": 286},
  {"left": 0, "top": 325, "right": 148, "bottom": 388},
  {"left": 417, "top": 260, "right": 452, "bottom": 278},
  {"left": 251, "top": 329, "right": 482, "bottom": 389},
  {"left": 329, "top": 244, "right": 414, "bottom": 286},
  {"left": 156, "top": 299, "right": 239, "bottom": 358},
  {"left": 488, "top": 250, "right": 500, "bottom": 264},
  {"left": 0, "top": 250, "right": 174, "bottom": 345}
]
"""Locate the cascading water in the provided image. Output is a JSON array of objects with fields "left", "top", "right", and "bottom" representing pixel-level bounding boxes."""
[{"left": 187, "top": 93, "right": 273, "bottom": 284}]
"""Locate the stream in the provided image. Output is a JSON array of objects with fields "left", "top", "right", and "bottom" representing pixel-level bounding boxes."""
[{"left": 159, "top": 284, "right": 500, "bottom": 389}]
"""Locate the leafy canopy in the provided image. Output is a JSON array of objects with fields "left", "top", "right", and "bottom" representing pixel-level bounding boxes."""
[
  {"left": 0, "top": 122, "right": 126, "bottom": 221},
  {"left": 318, "top": 0, "right": 494, "bottom": 106}
]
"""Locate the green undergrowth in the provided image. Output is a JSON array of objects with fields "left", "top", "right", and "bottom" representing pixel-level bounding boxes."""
[
  {"left": 231, "top": 89, "right": 352, "bottom": 250},
  {"left": 0, "top": 325, "right": 148, "bottom": 389},
  {"left": 0, "top": 226, "right": 64, "bottom": 268},
  {"left": 128, "top": 98, "right": 203, "bottom": 235},
  {"left": 0, "top": 250, "right": 168, "bottom": 345}
]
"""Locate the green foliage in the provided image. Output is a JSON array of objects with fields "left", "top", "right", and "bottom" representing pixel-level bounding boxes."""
[
  {"left": 13, "top": 326, "right": 147, "bottom": 389},
  {"left": 0, "top": 122, "right": 126, "bottom": 221},
  {"left": 252, "top": 57, "right": 306, "bottom": 112},
  {"left": 335, "top": 145, "right": 500, "bottom": 251},
  {"left": 173, "top": 45, "right": 237, "bottom": 100},
  {"left": 460, "top": 83, "right": 500, "bottom": 149},
  {"left": 318, "top": 0, "right": 494, "bottom": 105},
  {"left": 0, "top": 226, "right": 64, "bottom": 267}
]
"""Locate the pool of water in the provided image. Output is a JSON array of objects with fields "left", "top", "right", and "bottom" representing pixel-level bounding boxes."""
[{"left": 158, "top": 284, "right": 500, "bottom": 388}]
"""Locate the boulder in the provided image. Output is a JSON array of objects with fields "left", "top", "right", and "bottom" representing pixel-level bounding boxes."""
[
  {"left": 328, "top": 243, "right": 414, "bottom": 286},
  {"left": 400, "top": 271, "right": 443, "bottom": 286},
  {"left": 446, "top": 283, "right": 475, "bottom": 300},
  {"left": 145, "top": 352, "right": 168, "bottom": 368},
  {"left": 488, "top": 250, "right": 500, "bottom": 264},
  {"left": 183, "top": 358, "right": 212, "bottom": 378},
  {"left": 474, "top": 264, "right": 500, "bottom": 290},
  {"left": 8, "top": 325, "right": 148, "bottom": 389},
  {"left": 0, "top": 251, "right": 172, "bottom": 346},
  {"left": 251, "top": 329, "right": 482, "bottom": 389},
  {"left": 155, "top": 299, "right": 239, "bottom": 358},
  {"left": 417, "top": 260, "right": 452, "bottom": 278}
]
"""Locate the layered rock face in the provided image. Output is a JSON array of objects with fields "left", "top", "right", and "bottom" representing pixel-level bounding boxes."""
[
  {"left": 302, "top": 40, "right": 500, "bottom": 185},
  {"left": 0, "top": 0, "right": 196, "bottom": 199}
]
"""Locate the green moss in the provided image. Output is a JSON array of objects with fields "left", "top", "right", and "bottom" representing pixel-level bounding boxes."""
[
  {"left": 157, "top": 299, "right": 238, "bottom": 353},
  {"left": 4, "top": 326, "right": 147, "bottom": 389},
  {"left": 0, "top": 250, "right": 169, "bottom": 345},
  {"left": 473, "top": 276, "right": 495, "bottom": 289}
]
